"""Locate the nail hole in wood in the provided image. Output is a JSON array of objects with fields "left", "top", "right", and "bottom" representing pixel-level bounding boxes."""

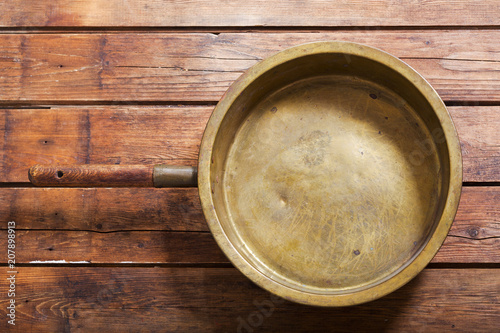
[{"left": 57, "top": 171, "right": 64, "bottom": 178}]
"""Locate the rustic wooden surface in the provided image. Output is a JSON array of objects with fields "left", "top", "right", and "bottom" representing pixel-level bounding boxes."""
[
  {"left": 1, "top": 268, "right": 499, "bottom": 332},
  {"left": 1, "top": 32, "right": 500, "bottom": 103},
  {"left": 0, "top": 2, "right": 499, "bottom": 332},
  {"left": 0, "top": 0, "right": 498, "bottom": 27}
]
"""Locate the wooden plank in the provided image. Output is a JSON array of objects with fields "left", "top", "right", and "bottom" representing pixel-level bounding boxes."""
[
  {"left": 1, "top": 105, "right": 498, "bottom": 183},
  {"left": 437, "top": 237, "right": 500, "bottom": 263},
  {"left": 0, "top": 1, "right": 498, "bottom": 27},
  {"left": 452, "top": 106, "right": 500, "bottom": 182},
  {"left": 1, "top": 31, "right": 499, "bottom": 103},
  {"left": 0, "top": 267, "right": 498, "bottom": 332},
  {"left": 1, "top": 107, "right": 209, "bottom": 182},
  {"left": 0, "top": 187, "right": 498, "bottom": 264},
  {"left": 0, "top": 230, "right": 227, "bottom": 264},
  {"left": 451, "top": 187, "right": 500, "bottom": 240},
  {"left": 0, "top": 228, "right": 497, "bottom": 264},
  {"left": 0, "top": 187, "right": 497, "bottom": 235},
  {"left": 0, "top": 188, "right": 208, "bottom": 232}
]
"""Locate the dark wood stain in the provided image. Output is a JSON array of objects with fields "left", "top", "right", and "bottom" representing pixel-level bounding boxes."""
[{"left": 97, "top": 36, "right": 107, "bottom": 90}]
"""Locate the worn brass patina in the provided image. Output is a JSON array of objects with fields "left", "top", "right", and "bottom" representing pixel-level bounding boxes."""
[
  {"left": 153, "top": 165, "right": 198, "bottom": 187},
  {"left": 198, "top": 42, "right": 462, "bottom": 306}
]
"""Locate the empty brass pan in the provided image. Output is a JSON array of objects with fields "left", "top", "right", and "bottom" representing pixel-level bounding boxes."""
[{"left": 198, "top": 42, "right": 462, "bottom": 306}]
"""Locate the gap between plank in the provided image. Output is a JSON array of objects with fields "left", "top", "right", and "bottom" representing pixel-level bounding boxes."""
[
  {"left": 0, "top": 101, "right": 498, "bottom": 108},
  {"left": 0, "top": 182, "right": 498, "bottom": 188},
  {"left": 427, "top": 263, "right": 500, "bottom": 269},
  {"left": 0, "top": 25, "right": 499, "bottom": 34},
  {"left": 462, "top": 182, "right": 500, "bottom": 187},
  {"left": 0, "top": 262, "right": 498, "bottom": 268},
  {"left": 0, "top": 101, "right": 219, "bottom": 107},
  {"left": 0, "top": 228, "right": 211, "bottom": 234},
  {"left": 0, "top": 262, "right": 235, "bottom": 268}
]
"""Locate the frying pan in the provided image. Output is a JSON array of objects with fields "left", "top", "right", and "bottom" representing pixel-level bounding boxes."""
[{"left": 29, "top": 42, "right": 462, "bottom": 306}]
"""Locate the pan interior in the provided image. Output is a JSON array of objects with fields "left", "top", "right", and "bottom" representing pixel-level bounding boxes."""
[{"left": 210, "top": 54, "right": 448, "bottom": 294}]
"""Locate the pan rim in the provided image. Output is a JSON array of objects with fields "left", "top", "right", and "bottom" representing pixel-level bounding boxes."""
[{"left": 198, "top": 41, "right": 463, "bottom": 307}]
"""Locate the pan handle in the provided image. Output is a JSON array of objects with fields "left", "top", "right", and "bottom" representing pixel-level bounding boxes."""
[{"left": 28, "top": 164, "right": 197, "bottom": 187}]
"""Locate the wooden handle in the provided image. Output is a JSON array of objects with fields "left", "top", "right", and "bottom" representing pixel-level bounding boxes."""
[
  {"left": 28, "top": 164, "right": 154, "bottom": 187},
  {"left": 28, "top": 164, "right": 198, "bottom": 187}
]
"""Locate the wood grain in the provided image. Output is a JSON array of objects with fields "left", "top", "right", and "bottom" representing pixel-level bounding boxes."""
[
  {"left": 0, "top": 107, "right": 208, "bottom": 182},
  {"left": 1, "top": 106, "right": 498, "bottom": 183},
  {"left": 0, "top": 187, "right": 497, "bottom": 264},
  {"left": 0, "top": 230, "right": 227, "bottom": 264},
  {"left": 0, "top": 31, "right": 499, "bottom": 103},
  {"left": 451, "top": 187, "right": 500, "bottom": 240},
  {"left": 0, "top": 188, "right": 207, "bottom": 232},
  {"left": 0, "top": 267, "right": 498, "bottom": 332},
  {"left": 0, "top": 1, "right": 498, "bottom": 27},
  {"left": 452, "top": 106, "right": 500, "bottom": 182},
  {"left": 28, "top": 164, "right": 154, "bottom": 187}
]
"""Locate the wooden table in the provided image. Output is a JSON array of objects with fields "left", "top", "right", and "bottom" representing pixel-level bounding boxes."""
[{"left": 0, "top": 1, "right": 499, "bottom": 331}]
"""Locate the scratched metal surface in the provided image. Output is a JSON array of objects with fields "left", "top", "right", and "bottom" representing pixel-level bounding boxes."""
[{"left": 224, "top": 76, "right": 440, "bottom": 292}]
